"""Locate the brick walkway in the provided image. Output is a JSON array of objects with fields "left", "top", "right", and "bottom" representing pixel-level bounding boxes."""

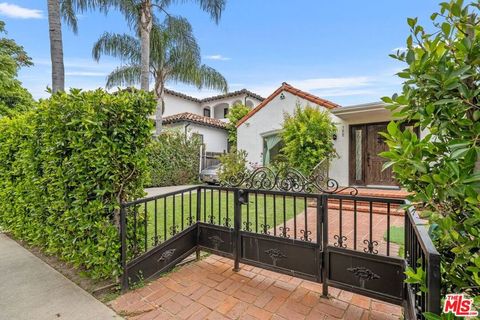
[{"left": 111, "top": 255, "right": 402, "bottom": 320}]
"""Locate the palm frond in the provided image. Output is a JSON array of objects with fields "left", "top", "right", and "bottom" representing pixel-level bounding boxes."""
[
  {"left": 60, "top": 0, "right": 79, "bottom": 33},
  {"left": 109, "top": 0, "right": 142, "bottom": 30},
  {"left": 156, "top": 0, "right": 226, "bottom": 23},
  {"left": 105, "top": 64, "right": 142, "bottom": 88},
  {"left": 195, "top": 64, "right": 228, "bottom": 92},
  {"left": 92, "top": 32, "right": 141, "bottom": 63},
  {"left": 169, "top": 63, "right": 227, "bottom": 92}
]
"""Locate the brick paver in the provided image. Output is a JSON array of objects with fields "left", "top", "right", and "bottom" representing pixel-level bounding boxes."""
[{"left": 110, "top": 255, "right": 402, "bottom": 320}]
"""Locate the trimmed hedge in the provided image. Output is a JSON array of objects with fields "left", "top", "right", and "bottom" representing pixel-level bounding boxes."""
[
  {"left": 0, "top": 89, "right": 155, "bottom": 279},
  {"left": 147, "top": 130, "right": 201, "bottom": 187}
]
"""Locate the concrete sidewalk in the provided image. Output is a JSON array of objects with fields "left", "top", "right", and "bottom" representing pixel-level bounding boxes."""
[{"left": 0, "top": 233, "right": 121, "bottom": 320}]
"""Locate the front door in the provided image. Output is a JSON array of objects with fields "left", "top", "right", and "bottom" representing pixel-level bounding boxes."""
[
  {"left": 350, "top": 123, "right": 396, "bottom": 186},
  {"left": 365, "top": 123, "right": 396, "bottom": 186}
]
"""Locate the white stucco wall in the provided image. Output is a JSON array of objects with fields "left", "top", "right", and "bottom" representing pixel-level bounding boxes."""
[
  {"left": 237, "top": 90, "right": 331, "bottom": 167},
  {"left": 202, "top": 94, "right": 263, "bottom": 120},
  {"left": 164, "top": 122, "right": 228, "bottom": 153},
  {"left": 237, "top": 91, "right": 411, "bottom": 187},
  {"left": 163, "top": 94, "right": 201, "bottom": 117}
]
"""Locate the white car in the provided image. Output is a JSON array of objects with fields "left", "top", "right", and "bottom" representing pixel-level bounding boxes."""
[{"left": 199, "top": 164, "right": 221, "bottom": 184}]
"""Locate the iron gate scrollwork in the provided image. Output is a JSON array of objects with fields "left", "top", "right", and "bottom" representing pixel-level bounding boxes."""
[{"left": 120, "top": 166, "right": 440, "bottom": 319}]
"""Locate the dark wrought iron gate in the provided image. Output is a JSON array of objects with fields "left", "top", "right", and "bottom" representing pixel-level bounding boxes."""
[{"left": 120, "top": 168, "right": 440, "bottom": 319}]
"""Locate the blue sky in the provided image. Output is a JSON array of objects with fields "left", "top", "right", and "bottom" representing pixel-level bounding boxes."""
[{"left": 2, "top": 1, "right": 439, "bottom": 105}]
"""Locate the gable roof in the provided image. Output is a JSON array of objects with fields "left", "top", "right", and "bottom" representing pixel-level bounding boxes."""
[
  {"left": 164, "top": 88, "right": 265, "bottom": 104},
  {"left": 236, "top": 82, "right": 341, "bottom": 127},
  {"left": 201, "top": 89, "right": 265, "bottom": 103},
  {"left": 163, "top": 112, "right": 228, "bottom": 130}
]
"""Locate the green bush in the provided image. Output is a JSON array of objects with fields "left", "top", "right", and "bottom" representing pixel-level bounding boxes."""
[
  {"left": 281, "top": 104, "right": 337, "bottom": 174},
  {"left": 0, "top": 89, "right": 155, "bottom": 279},
  {"left": 218, "top": 148, "right": 248, "bottom": 183},
  {"left": 147, "top": 130, "right": 201, "bottom": 187},
  {"left": 380, "top": 0, "right": 480, "bottom": 306},
  {"left": 226, "top": 103, "right": 250, "bottom": 146}
]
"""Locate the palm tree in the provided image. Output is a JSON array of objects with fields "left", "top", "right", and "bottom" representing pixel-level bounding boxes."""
[
  {"left": 92, "top": 17, "right": 228, "bottom": 135},
  {"left": 106, "top": 0, "right": 226, "bottom": 91},
  {"left": 47, "top": 0, "right": 108, "bottom": 93},
  {"left": 47, "top": 0, "right": 64, "bottom": 93}
]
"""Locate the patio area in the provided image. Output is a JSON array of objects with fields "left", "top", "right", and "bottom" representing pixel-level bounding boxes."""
[{"left": 111, "top": 254, "right": 403, "bottom": 320}]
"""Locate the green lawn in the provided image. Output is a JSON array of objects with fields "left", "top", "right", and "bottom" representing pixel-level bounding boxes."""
[
  {"left": 384, "top": 226, "right": 405, "bottom": 257},
  {"left": 129, "top": 189, "right": 307, "bottom": 250}
]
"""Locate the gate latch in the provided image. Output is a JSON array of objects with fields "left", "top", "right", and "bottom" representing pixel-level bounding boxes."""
[{"left": 238, "top": 189, "right": 249, "bottom": 205}]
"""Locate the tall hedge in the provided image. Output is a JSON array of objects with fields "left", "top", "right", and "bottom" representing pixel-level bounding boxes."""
[
  {"left": 0, "top": 89, "right": 155, "bottom": 279},
  {"left": 147, "top": 130, "right": 201, "bottom": 187}
]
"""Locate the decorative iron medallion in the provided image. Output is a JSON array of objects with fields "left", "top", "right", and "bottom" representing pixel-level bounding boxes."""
[
  {"left": 279, "top": 226, "right": 290, "bottom": 238},
  {"left": 265, "top": 248, "right": 287, "bottom": 266},
  {"left": 208, "top": 235, "right": 224, "bottom": 250},
  {"left": 157, "top": 248, "right": 176, "bottom": 262},
  {"left": 300, "top": 229, "right": 313, "bottom": 242},
  {"left": 334, "top": 235, "right": 347, "bottom": 248},
  {"left": 222, "top": 165, "right": 358, "bottom": 195},
  {"left": 169, "top": 225, "right": 178, "bottom": 236},
  {"left": 243, "top": 221, "right": 253, "bottom": 232},
  {"left": 347, "top": 266, "right": 380, "bottom": 288},
  {"left": 363, "top": 239, "right": 379, "bottom": 254}
]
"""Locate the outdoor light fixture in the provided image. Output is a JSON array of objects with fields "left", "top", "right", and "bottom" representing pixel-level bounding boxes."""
[
  {"left": 280, "top": 93, "right": 285, "bottom": 100},
  {"left": 333, "top": 133, "right": 337, "bottom": 140}
]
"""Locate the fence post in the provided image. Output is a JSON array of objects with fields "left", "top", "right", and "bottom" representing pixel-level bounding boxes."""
[
  {"left": 321, "top": 194, "right": 329, "bottom": 297},
  {"left": 196, "top": 187, "right": 202, "bottom": 261},
  {"left": 232, "top": 189, "right": 243, "bottom": 272},
  {"left": 427, "top": 250, "right": 441, "bottom": 314},
  {"left": 120, "top": 204, "right": 128, "bottom": 293}
]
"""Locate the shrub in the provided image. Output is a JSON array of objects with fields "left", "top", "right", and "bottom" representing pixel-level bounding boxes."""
[
  {"left": 226, "top": 103, "right": 250, "bottom": 146},
  {"left": 218, "top": 148, "right": 248, "bottom": 183},
  {"left": 380, "top": 0, "right": 480, "bottom": 306},
  {"left": 0, "top": 89, "right": 155, "bottom": 279},
  {"left": 147, "top": 130, "right": 201, "bottom": 187},
  {"left": 281, "top": 104, "right": 336, "bottom": 174}
]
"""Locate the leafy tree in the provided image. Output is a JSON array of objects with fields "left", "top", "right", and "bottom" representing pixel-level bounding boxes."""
[
  {"left": 381, "top": 0, "right": 480, "bottom": 303},
  {"left": 93, "top": 17, "right": 227, "bottom": 136},
  {"left": 0, "top": 20, "right": 34, "bottom": 117},
  {"left": 280, "top": 105, "right": 336, "bottom": 174},
  {"left": 226, "top": 103, "right": 250, "bottom": 147},
  {"left": 105, "top": 0, "right": 226, "bottom": 91}
]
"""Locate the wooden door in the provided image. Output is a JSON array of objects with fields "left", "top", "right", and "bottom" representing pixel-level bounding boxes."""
[{"left": 365, "top": 124, "right": 396, "bottom": 186}]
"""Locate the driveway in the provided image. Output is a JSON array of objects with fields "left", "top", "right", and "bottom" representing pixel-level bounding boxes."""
[
  {"left": 145, "top": 185, "right": 200, "bottom": 198},
  {"left": 0, "top": 233, "right": 121, "bottom": 320}
]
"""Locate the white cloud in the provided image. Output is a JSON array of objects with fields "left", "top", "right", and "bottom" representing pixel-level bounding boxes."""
[
  {"left": 0, "top": 3, "right": 43, "bottom": 19},
  {"left": 204, "top": 54, "right": 231, "bottom": 61}
]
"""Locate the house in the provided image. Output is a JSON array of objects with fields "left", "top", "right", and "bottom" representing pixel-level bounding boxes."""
[
  {"left": 162, "top": 88, "right": 264, "bottom": 154},
  {"left": 236, "top": 82, "right": 425, "bottom": 188}
]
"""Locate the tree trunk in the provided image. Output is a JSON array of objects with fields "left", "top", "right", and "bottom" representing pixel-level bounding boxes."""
[
  {"left": 47, "top": 0, "right": 65, "bottom": 93},
  {"left": 155, "top": 79, "right": 165, "bottom": 136},
  {"left": 139, "top": 0, "right": 152, "bottom": 91}
]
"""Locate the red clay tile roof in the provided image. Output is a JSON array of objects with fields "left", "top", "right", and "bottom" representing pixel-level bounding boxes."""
[
  {"left": 165, "top": 88, "right": 264, "bottom": 103},
  {"left": 163, "top": 112, "right": 228, "bottom": 130},
  {"left": 236, "top": 82, "right": 342, "bottom": 127}
]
